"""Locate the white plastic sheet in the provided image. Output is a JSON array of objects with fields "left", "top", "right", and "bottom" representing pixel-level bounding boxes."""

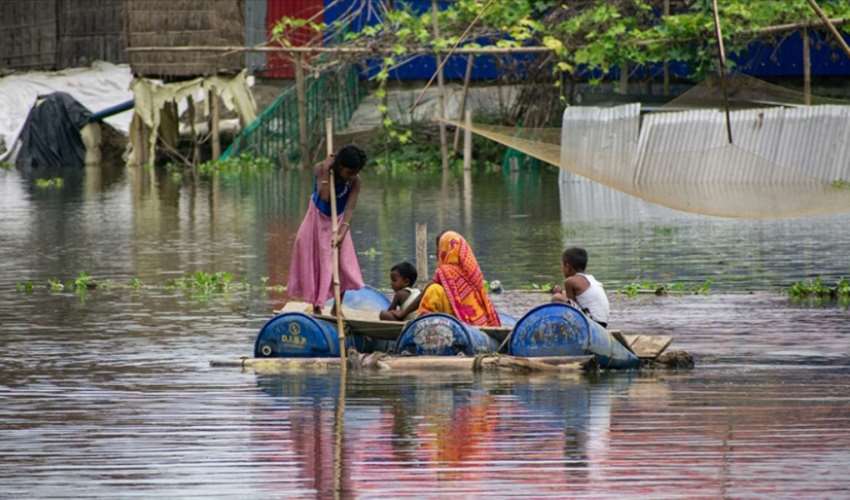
[{"left": 0, "top": 62, "right": 133, "bottom": 161}]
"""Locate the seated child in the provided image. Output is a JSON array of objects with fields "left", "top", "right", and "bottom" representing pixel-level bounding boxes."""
[
  {"left": 551, "top": 247, "right": 610, "bottom": 328},
  {"left": 379, "top": 262, "right": 421, "bottom": 321}
]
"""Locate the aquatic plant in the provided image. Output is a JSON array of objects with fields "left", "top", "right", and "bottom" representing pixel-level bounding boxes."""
[
  {"left": 35, "top": 177, "right": 64, "bottom": 189},
  {"left": 47, "top": 279, "right": 64, "bottom": 292},
  {"left": 198, "top": 154, "right": 275, "bottom": 178},
  {"left": 788, "top": 277, "right": 850, "bottom": 300},
  {"left": 832, "top": 179, "right": 850, "bottom": 190},
  {"left": 169, "top": 271, "right": 236, "bottom": 295},
  {"left": 73, "top": 272, "right": 94, "bottom": 291},
  {"left": 0, "top": 161, "right": 13, "bottom": 170},
  {"left": 15, "top": 281, "right": 34, "bottom": 294},
  {"left": 620, "top": 279, "right": 713, "bottom": 297},
  {"left": 129, "top": 277, "right": 143, "bottom": 290}
]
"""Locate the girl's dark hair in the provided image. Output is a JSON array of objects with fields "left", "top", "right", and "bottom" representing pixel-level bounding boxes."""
[
  {"left": 391, "top": 262, "right": 418, "bottom": 286},
  {"left": 335, "top": 144, "right": 367, "bottom": 171}
]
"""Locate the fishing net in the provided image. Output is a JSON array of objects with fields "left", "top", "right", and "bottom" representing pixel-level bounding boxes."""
[{"left": 449, "top": 75, "right": 850, "bottom": 219}]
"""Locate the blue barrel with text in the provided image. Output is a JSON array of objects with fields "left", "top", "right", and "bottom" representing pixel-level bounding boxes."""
[
  {"left": 254, "top": 312, "right": 365, "bottom": 358},
  {"left": 508, "top": 303, "right": 640, "bottom": 369},
  {"left": 396, "top": 313, "right": 500, "bottom": 356}
]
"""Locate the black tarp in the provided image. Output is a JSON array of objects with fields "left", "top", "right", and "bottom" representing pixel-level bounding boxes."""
[{"left": 15, "top": 92, "right": 92, "bottom": 175}]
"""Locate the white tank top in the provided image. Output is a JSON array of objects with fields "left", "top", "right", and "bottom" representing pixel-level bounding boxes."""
[
  {"left": 399, "top": 287, "right": 421, "bottom": 320},
  {"left": 575, "top": 273, "right": 609, "bottom": 325}
]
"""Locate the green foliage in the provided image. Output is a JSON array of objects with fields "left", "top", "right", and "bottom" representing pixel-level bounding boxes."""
[
  {"left": 0, "top": 161, "right": 13, "bottom": 170},
  {"left": 15, "top": 281, "right": 34, "bottom": 294},
  {"left": 168, "top": 271, "right": 235, "bottom": 295},
  {"left": 129, "top": 277, "right": 143, "bottom": 290},
  {"left": 832, "top": 179, "right": 850, "bottom": 190},
  {"left": 788, "top": 277, "right": 850, "bottom": 301},
  {"left": 35, "top": 177, "right": 64, "bottom": 189},
  {"left": 271, "top": 16, "right": 326, "bottom": 47},
  {"left": 198, "top": 154, "right": 275, "bottom": 178},
  {"left": 73, "top": 272, "right": 94, "bottom": 291},
  {"left": 47, "top": 279, "right": 64, "bottom": 292},
  {"left": 620, "top": 279, "right": 713, "bottom": 297}
]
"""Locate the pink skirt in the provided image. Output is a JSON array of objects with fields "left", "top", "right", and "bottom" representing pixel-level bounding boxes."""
[{"left": 286, "top": 201, "right": 364, "bottom": 307}]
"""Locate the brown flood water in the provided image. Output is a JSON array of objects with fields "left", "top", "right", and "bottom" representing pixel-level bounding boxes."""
[{"left": 1, "top": 165, "right": 850, "bottom": 498}]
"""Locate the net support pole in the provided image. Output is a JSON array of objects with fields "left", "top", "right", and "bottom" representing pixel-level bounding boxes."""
[
  {"left": 453, "top": 54, "right": 475, "bottom": 153},
  {"left": 663, "top": 0, "right": 671, "bottom": 95},
  {"left": 415, "top": 223, "right": 428, "bottom": 283},
  {"left": 805, "top": 0, "right": 850, "bottom": 60},
  {"left": 296, "top": 54, "right": 310, "bottom": 168},
  {"left": 802, "top": 29, "right": 812, "bottom": 105},
  {"left": 325, "top": 117, "right": 347, "bottom": 366},
  {"left": 210, "top": 89, "right": 221, "bottom": 160},
  {"left": 432, "top": 0, "right": 449, "bottom": 172},
  {"left": 463, "top": 110, "right": 472, "bottom": 171},
  {"left": 710, "top": 0, "right": 734, "bottom": 144}
]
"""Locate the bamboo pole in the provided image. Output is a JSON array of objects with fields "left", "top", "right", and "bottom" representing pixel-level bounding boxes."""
[
  {"left": 295, "top": 54, "right": 310, "bottom": 168},
  {"left": 326, "top": 117, "right": 347, "bottom": 366},
  {"left": 432, "top": 0, "right": 449, "bottom": 172},
  {"left": 453, "top": 54, "right": 475, "bottom": 153},
  {"left": 333, "top": 362, "right": 346, "bottom": 500},
  {"left": 618, "top": 61, "right": 629, "bottom": 95},
  {"left": 415, "top": 223, "right": 428, "bottom": 282},
  {"left": 663, "top": 0, "right": 671, "bottom": 95},
  {"left": 805, "top": 0, "right": 850, "bottom": 60},
  {"left": 210, "top": 90, "right": 221, "bottom": 160},
  {"left": 187, "top": 95, "right": 200, "bottom": 166},
  {"left": 463, "top": 109, "right": 472, "bottom": 171},
  {"left": 710, "top": 0, "right": 734, "bottom": 145},
  {"left": 802, "top": 28, "right": 812, "bottom": 105}
]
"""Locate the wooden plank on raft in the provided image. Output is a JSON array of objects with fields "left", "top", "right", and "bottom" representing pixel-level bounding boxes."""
[{"left": 612, "top": 331, "right": 673, "bottom": 359}]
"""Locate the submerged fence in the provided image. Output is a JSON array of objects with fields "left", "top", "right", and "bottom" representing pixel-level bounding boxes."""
[{"left": 222, "top": 64, "right": 365, "bottom": 163}]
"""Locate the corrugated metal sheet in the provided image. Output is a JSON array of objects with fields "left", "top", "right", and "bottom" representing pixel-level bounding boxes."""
[
  {"left": 264, "top": 0, "right": 324, "bottom": 79},
  {"left": 244, "top": 0, "right": 267, "bottom": 74},
  {"left": 559, "top": 104, "right": 850, "bottom": 218}
]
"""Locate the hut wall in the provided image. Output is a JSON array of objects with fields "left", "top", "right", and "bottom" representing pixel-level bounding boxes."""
[
  {"left": 127, "top": 0, "right": 246, "bottom": 78},
  {"left": 56, "top": 0, "right": 127, "bottom": 68},
  {"left": 0, "top": 0, "right": 58, "bottom": 70}
]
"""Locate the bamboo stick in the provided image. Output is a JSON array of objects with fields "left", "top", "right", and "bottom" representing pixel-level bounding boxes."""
[
  {"left": 432, "top": 0, "right": 449, "bottom": 173},
  {"left": 295, "top": 54, "right": 309, "bottom": 168},
  {"left": 463, "top": 109, "right": 472, "bottom": 171},
  {"left": 453, "top": 54, "right": 475, "bottom": 153},
  {"left": 415, "top": 223, "right": 428, "bottom": 282},
  {"left": 210, "top": 90, "right": 221, "bottom": 160},
  {"left": 710, "top": 0, "right": 734, "bottom": 145},
  {"left": 326, "top": 117, "right": 347, "bottom": 366},
  {"left": 805, "top": 0, "right": 850, "bottom": 60},
  {"left": 802, "top": 28, "right": 811, "bottom": 105}
]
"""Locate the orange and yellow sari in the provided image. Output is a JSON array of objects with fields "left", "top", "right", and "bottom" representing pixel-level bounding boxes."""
[{"left": 417, "top": 231, "right": 501, "bottom": 327}]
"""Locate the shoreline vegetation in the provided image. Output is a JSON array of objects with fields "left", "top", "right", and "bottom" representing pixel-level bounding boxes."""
[{"left": 13, "top": 272, "right": 850, "bottom": 306}]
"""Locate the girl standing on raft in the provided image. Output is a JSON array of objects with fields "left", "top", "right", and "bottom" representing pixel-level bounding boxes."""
[
  {"left": 416, "top": 231, "right": 501, "bottom": 327},
  {"left": 287, "top": 145, "right": 367, "bottom": 314}
]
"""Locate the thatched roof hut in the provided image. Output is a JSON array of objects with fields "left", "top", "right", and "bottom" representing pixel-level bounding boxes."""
[
  {"left": 0, "top": 0, "right": 126, "bottom": 71},
  {"left": 126, "top": 0, "right": 246, "bottom": 79}
]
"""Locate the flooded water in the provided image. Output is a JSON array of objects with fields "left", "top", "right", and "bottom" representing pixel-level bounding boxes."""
[{"left": 2, "top": 163, "right": 850, "bottom": 498}]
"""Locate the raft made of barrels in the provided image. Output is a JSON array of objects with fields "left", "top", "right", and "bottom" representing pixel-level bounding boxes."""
[{"left": 509, "top": 303, "right": 641, "bottom": 370}]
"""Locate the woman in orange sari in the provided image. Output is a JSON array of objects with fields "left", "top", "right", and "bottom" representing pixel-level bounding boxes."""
[{"left": 416, "top": 231, "right": 501, "bottom": 327}]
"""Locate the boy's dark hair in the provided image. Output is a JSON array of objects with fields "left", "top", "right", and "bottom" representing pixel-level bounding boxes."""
[
  {"left": 335, "top": 144, "right": 367, "bottom": 171},
  {"left": 391, "top": 261, "right": 418, "bottom": 286},
  {"left": 562, "top": 247, "right": 588, "bottom": 272}
]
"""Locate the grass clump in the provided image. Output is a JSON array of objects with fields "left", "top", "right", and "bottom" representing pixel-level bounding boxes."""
[
  {"left": 831, "top": 179, "right": 850, "bottom": 190},
  {"left": 788, "top": 277, "right": 850, "bottom": 301},
  {"left": 35, "top": 177, "right": 64, "bottom": 189},
  {"left": 198, "top": 154, "right": 274, "bottom": 178},
  {"left": 0, "top": 161, "right": 13, "bottom": 170},
  {"left": 620, "top": 279, "right": 713, "bottom": 298}
]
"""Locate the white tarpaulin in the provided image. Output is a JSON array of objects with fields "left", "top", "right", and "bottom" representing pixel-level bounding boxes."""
[{"left": 0, "top": 62, "right": 133, "bottom": 162}]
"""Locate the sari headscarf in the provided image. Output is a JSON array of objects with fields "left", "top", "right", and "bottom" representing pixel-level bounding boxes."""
[{"left": 430, "top": 231, "right": 501, "bottom": 327}]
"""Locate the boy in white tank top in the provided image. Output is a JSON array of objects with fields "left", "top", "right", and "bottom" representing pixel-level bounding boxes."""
[{"left": 551, "top": 247, "right": 610, "bottom": 328}]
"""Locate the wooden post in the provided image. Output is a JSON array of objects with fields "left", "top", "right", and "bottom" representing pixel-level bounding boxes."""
[
  {"left": 326, "top": 117, "right": 347, "bottom": 365},
  {"left": 710, "top": 0, "right": 734, "bottom": 144},
  {"left": 415, "top": 223, "right": 428, "bottom": 283},
  {"left": 618, "top": 62, "right": 629, "bottom": 95},
  {"left": 130, "top": 113, "right": 146, "bottom": 167},
  {"left": 431, "top": 0, "right": 449, "bottom": 172},
  {"left": 210, "top": 90, "right": 221, "bottom": 160},
  {"left": 663, "top": 0, "right": 671, "bottom": 95},
  {"left": 295, "top": 54, "right": 309, "bottom": 168},
  {"left": 463, "top": 109, "right": 472, "bottom": 171},
  {"left": 805, "top": 0, "right": 850, "bottom": 60},
  {"left": 802, "top": 28, "right": 812, "bottom": 105},
  {"left": 187, "top": 95, "right": 200, "bottom": 166},
  {"left": 453, "top": 54, "right": 475, "bottom": 153}
]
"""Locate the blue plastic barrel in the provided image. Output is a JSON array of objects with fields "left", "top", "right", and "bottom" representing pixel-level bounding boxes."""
[
  {"left": 254, "top": 312, "right": 364, "bottom": 358},
  {"left": 324, "top": 286, "right": 391, "bottom": 311},
  {"left": 396, "top": 313, "right": 500, "bottom": 356},
  {"left": 509, "top": 303, "right": 640, "bottom": 369}
]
